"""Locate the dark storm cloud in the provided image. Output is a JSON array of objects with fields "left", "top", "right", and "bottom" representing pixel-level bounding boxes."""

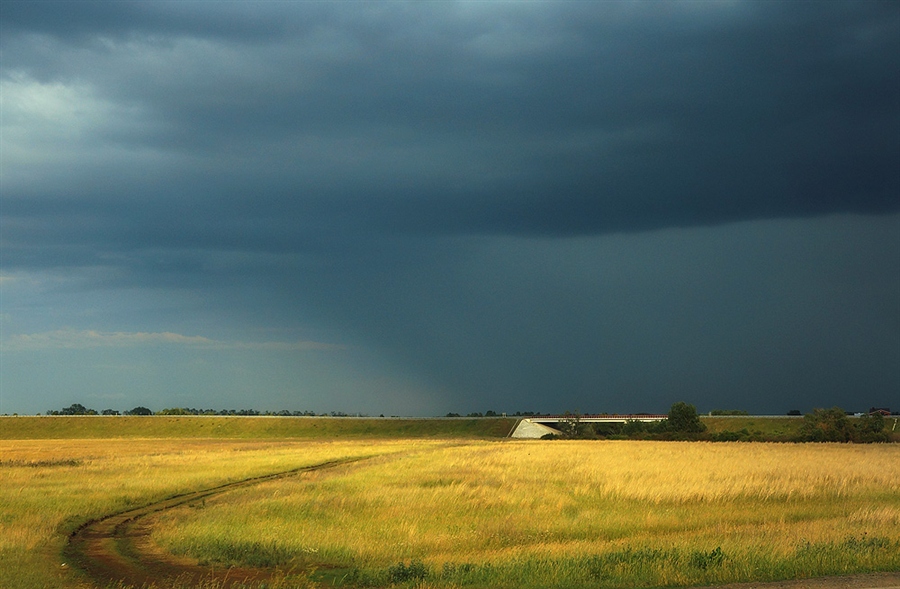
[
  {"left": 3, "top": 0, "right": 897, "bottom": 260},
  {"left": 2, "top": 1, "right": 898, "bottom": 415}
]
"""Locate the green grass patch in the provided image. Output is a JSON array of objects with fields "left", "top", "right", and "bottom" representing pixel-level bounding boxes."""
[
  {"left": 0, "top": 415, "right": 517, "bottom": 440},
  {"left": 338, "top": 537, "right": 900, "bottom": 588},
  {"left": 700, "top": 416, "right": 805, "bottom": 440}
]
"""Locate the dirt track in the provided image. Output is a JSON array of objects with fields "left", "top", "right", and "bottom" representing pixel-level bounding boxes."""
[
  {"left": 63, "top": 458, "right": 364, "bottom": 588},
  {"left": 63, "top": 457, "right": 900, "bottom": 589}
]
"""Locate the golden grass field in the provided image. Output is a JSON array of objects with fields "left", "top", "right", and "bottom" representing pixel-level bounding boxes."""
[
  {"left": 0, "top": 437, "right": 429, "bottom": 589},
  {"left": 150, "top": 441, "right": 900, "bottom": 588},
  {"left": 1, "top": 422, "right": 899, "bottom": 588}
]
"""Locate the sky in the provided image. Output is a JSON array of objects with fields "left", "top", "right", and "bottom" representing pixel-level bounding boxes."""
[{"left": 1, "top": 1, "right": 898, "bottom": 417}]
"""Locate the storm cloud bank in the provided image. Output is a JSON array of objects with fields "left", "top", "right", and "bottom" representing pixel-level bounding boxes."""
[{"left": 1, "top": 2, "right": 898, "bottom": 415}]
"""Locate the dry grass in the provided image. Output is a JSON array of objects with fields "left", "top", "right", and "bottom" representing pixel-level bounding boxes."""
[
  {"left": 4, "top": 437, "right": 898, "bottom": 588},
  {"left": 0, "top": 438, "right": 429, "bottom": 589},
  {"left": 151, "top": 441, "right": 900, "bottom": 587}
]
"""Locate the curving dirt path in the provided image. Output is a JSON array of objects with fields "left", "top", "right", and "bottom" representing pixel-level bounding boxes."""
[{"left": 63, "top": 457, "right": 366, "bottom": 588}]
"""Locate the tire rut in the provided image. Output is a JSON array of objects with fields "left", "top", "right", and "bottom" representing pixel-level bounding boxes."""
[{"left": 63, "top": 457, "right": 368, "bottom": 588}]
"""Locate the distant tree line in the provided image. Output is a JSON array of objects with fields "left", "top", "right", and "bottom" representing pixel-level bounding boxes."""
[
  {"left": 544, "top": 403, "right": 892, "bottom": 443},
  {"left": 445, "top": 411, "right": 541, "bottom": 418},
  {"left": 45, "top": 404, "right": 152, "bottom": 416},
  {"left": 39, "top": 402, "right": 895, "bottom": 443},
  {"left": 45, "top": 404, "right": 369, "bottom": 417},
  {"left": 154, "top": 408, "right": 324, "bottom": 416}
]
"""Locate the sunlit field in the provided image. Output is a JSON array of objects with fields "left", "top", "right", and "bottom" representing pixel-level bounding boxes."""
[
  {"left": 0, "top": 437, "right": 428, "bottom": 589},
  {"left": 150, "top": 441, "right": 900, "bottom": 588},
  {"left": 3, "top": 426, "right": 899, "bottom": 589}
]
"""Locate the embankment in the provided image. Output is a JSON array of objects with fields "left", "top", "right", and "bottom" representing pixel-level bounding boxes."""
[{"left": 0, "top": 415, "right": 517, "bottom": 439}]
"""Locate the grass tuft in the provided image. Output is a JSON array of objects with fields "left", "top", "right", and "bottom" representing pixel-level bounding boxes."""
[{"left": 0, "top": 458, "right": 83, "bottom": 467}]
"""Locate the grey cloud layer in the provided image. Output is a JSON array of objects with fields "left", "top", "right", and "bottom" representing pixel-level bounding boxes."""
[
  {"left": 3, "top": 1, "right": 898, "bottom": 274},
  {"left": 2, "top": 2, "right": 898, "bottom": 414}
]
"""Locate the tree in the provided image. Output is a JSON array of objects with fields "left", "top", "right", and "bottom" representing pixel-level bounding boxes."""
[
  {"left": 854, "top": 412, "right": 889, "bottom": 443},
  {"left": 797, "top": 407, "right": 854, "bottom": 442},
  {"left": 60, "top": 403, "right": 91, "bottom": 415},
  {"left": 125, "top": 406, "right": 153, "bottom": 416},
  {"left": 667, "top": 402, "right": 706, "bottom": 434},
  {"left": 556, "top": 411, "right": 581, "bottom": 438}
]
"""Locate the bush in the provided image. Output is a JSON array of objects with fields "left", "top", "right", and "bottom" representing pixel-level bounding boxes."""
[
  {"left": 622, "top": 419, "right": 646, "bottom": 437},
  {"left": 387, "top": 560, "right": 429, "bottom": 583},
  {"left": 712, "top": 429, "right": 751, "bottom": 442},
  {"left": 689, "top": 546, "right": 726, "bottom": 569},
  {"left": 796, "top": 407, "right": 888, "bottom": 443},
  {"left": 798, "top": 407, "right": 853, "bottom": 442},
  {"left": 854, "top": 412, "right": 889, "bottom": 443}
]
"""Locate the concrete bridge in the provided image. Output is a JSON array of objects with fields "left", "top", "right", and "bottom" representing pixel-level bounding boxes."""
[{"left": 510, "top": 414, "right": 667, "bottom": 438}]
